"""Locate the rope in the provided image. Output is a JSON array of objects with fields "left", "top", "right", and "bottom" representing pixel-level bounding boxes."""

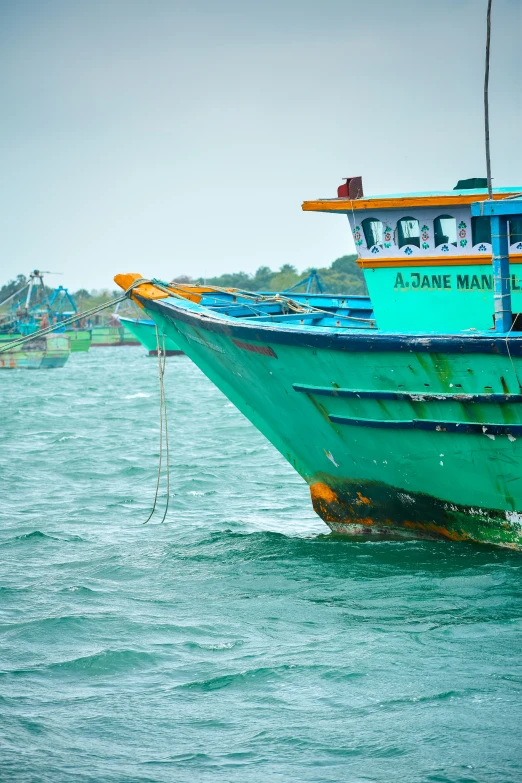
[
  {"left": 143, "top": 326, "right": 170, "bottom": 524},
  {"left": 0, "top": 280, "right": 30, "bottom": 309},
  {"left": 278, "top": 296, "right": 375, "bottom": 325},
  {"left": 160, "top": 331, "right": 170, "bottom": 523}
]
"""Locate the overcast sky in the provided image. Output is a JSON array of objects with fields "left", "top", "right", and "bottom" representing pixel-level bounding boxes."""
[{"left": 1, "top": 0, "right": 521, "bottom": 291}]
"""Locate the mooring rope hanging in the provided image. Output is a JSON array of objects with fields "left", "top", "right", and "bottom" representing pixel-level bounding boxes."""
[
  {"left": 143, "top": 326, "right": 170, "bottom": 524},
  {"left": 160, "top": 330, "right": 170, "bottom": 524}
]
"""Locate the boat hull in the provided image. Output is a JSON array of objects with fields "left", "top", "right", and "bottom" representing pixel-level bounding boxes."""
[
  {"left": 90, "top": 325, "right": 139, "bottom": 347},
  {"left": 0, "top": 334, "right": 70, "bottom": 369},
  {"left": 141, "top": 295, "right": 522, "bottom": 549},
  {"left": 67, "top": 329, "right": 91, "bottom": 352},
  {"left": 118, "top": 317, "right": 183, "bottom": 355}
]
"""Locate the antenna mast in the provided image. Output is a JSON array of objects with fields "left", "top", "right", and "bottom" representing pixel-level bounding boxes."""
[{"left": 484, "top": 0, "right": 493, "bottom": 199}]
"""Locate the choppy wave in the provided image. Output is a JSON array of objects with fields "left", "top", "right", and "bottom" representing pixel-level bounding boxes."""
[{"left": 1, "top": 348, "right": 522, "bottom": 782}]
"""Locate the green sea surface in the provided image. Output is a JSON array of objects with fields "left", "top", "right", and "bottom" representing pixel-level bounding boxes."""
[{"left": 1, "top": 348, "right": 522, "bottom": 783}]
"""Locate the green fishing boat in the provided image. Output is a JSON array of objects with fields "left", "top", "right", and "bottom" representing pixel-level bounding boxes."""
[
  {"left": 43, "top": 285, "right": 92, "bottom": 351},
  {"left": 90, "top": 324, "right": 139, "bottom": 347},
  {"left": 118, "top": 316, "right": 183, "bottom": 355},
  {"left": 0, "top": 333, "right": 70, "bottom": 369},
  {"left": 0, "top": 273, "right": 76, "bottom": 366},
  {"left": 68, "top": 330, "right": 92, "bottom": 352},
  {"left": 115, "top": 181, "right": 522, "bottom": 550}
]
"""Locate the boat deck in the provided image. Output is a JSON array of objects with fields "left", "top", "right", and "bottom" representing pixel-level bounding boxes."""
[{"left": 185, "top": 290, "right": 376, "bottom": 331}]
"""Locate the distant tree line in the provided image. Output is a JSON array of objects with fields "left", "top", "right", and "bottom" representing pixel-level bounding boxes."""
[
  {"left": 174, "top": 254, "right": 367, "bottom": 295},
  {"left": 0, "top": 254, "right": 367, "bottom": 312},
  {"left": 0, "top": 274, "right": 39, "bottom": 306}
]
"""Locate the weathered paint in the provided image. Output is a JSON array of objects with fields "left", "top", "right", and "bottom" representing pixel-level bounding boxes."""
[
  {"left": 293, "top": 384, "right": 522, "bottom": 403},
  {"left": 309, "top": 475, "right": 521, "bottom": 548}
]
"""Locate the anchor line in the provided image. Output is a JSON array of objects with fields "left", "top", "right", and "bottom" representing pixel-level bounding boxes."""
[
  {"left": 144, "top": 326, "right": 170, "bottom": 524},
  {"left": 161, "top": 331, "right": 171, "bottom": 523}
]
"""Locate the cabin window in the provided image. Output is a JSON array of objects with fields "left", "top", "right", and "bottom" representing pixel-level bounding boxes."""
[
  {"left": 396, "top": 217, "right": 420, "bottom": 248},
  {"left": 510, "top": 219, "right": 522, "bottom": 245},
  {"left": 434, "top": 215, "right": 457, "bottom": 247},
  {"left": 471, "top": 216, "right": 491, "bottom": 246},
  {"left": 361, "top": 217, "right": 383, "bottom": 249}
]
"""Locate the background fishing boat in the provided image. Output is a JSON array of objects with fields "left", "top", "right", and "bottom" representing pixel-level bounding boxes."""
[
  {"left": 0, "top": 272, "right": 91, "bottom": 353},
  {"left": 44, "top": 284, "right": 92, "bottom": 351},
  {"left": 0, "top": 272, "right": 75, "bottom": 367},
  {"left": 68, "top": 330, "right": 91, "bottom": 352},
  {"left": 90, "top": 322, "right": 139, "bottom": 347},
  {"left": 118, "top": 316, "right": 183, "bottom": 355},
  {"left": 89, "top": 301, "right": 140, "bottom": 346},
  {"left": 0, "top": 332, "right": 70, "bottom": 369}
]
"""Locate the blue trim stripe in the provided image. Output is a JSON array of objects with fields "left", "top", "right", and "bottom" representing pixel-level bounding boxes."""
[
  {"left": 141, "top": 295, "right": 522, "bottom": 356},
  {"left": 329, "top": 414, "right": 522, "bottom": 435},
  {"left": 293, "top": 384, "right": 522, "bottom": 403}
]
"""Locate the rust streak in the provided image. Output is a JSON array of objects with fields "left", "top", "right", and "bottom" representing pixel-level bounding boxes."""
[
  {"left": 310, "top": 482, "right": 338, "bottom": 505},
  {"left": 403, "top": 520, "right": 468, "bottom": 541}
]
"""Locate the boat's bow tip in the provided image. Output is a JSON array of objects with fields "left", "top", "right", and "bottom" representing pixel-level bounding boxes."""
[
  {"left": 114, "top": 273, "right": 171, "bottom": 306},
  {"left": 114, "top": 272, "right": 144, "bottom": 291}
]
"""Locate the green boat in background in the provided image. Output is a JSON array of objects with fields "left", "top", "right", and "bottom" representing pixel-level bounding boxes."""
[
  {"left": 0, "top": 273, "right": 80, "bottom": 364},
  {"left": 90, "top": 323, "right": 140, "bottom": 347},
  {"left": 0, "top": 333, "right": 70, "bottom": 369},
  {"left": 42, "top": 286, "right": 92, "bottom": 351},
  {"left": 68, "top": 329, "right": 92, "bottom": 352},
  {"left": 118, "top": 316, "right": 183, "bottom": 355}
]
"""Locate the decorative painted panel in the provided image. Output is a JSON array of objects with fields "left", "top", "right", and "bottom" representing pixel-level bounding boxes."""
[{"left": 346, "top": 206, "right": 519, "bottom": 259}]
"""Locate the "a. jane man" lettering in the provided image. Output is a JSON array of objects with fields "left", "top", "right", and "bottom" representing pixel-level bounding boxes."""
[{"left": 393, "top": 272, "right": 522, "bottom": 291}]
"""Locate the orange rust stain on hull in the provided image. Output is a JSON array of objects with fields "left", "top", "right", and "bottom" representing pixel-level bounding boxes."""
[
  {"left": 310, "top": 482, "right": 470, "bottom": 540},
  {"left": 310, "top": 482, "right": 374, "bottom": 526},
  {"left": 402, "top": 520, "right": 468, "bottom": 541},
  {"left": 310, "top": 482, "right": 338, "bottom": 505}
]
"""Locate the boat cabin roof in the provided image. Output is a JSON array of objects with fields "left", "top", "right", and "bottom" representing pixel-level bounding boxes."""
[{"left": 303, "top": 187, "right": 522, "bottom": 214}]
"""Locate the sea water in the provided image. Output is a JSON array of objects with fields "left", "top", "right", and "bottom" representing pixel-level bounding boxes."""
[{"left": 1, "top": 347, "right": 522, "bottom": 783}]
